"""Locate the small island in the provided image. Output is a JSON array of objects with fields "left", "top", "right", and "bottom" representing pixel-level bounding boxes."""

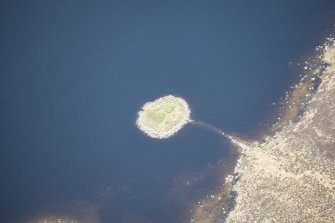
[{"left": 136, "top": 95, "right": 191, "bottom": 139}]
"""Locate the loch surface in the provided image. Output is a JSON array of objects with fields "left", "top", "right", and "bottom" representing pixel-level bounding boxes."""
[{"left": 1, "top": 1, "right": 335, "bottom": 222}]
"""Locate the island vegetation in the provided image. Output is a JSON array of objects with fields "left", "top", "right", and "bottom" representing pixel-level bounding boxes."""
[{"left": 136, "top": 95, "right": 191, "bottom": 139}]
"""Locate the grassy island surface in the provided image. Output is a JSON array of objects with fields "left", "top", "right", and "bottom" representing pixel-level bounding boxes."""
[{"left": 136, "top": 95, "right": 191, "bottom": 139}]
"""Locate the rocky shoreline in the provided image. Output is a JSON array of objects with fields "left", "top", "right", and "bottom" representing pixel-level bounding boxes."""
[
  {"left": 190, "top": 37, "right": 335, "bottom": 223},
  {"left": 225, "top": 37, "right": 335, "bottom": 222}
]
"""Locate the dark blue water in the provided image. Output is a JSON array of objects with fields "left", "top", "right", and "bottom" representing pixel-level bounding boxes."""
[{"left": 1, "top": 1, "right": 335, "bottom": 222}]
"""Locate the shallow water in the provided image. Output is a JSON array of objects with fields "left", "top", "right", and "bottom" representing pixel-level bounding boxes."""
[{"left": 1, "top": 1, "right": 335, "bottom": 222}]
